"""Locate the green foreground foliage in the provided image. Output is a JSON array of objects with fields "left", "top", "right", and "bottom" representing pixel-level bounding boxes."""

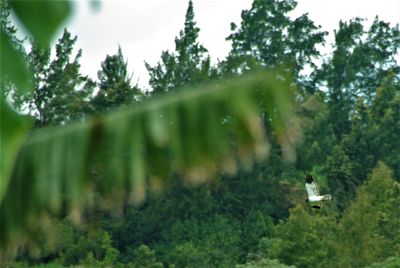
[{"left": 1, "top": 0, "right": 400, "bottom": 267}]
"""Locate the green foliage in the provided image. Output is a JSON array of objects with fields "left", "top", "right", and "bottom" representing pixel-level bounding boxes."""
[
  {"left": 237, "top": 258, "right": 296, "bottom": 268},
  {"left": 9, "top": 0, "right": 71, "bottom": 48},
  {"left": 369, "top": 75, "right": 400, "bottom": 177},
  {"left": 0, "top": 3, "right": 30, "bottom": 189},
  {"left": 123, "top": 245, "right": 163, "bottom": 268},
  {"left": 0, "top": 0, "right": 23, "bottom": 50},
  {"left": 0, "top": 0, "right": 30, "bottom": 94},
  {"left": 339, "top": 162, "right": 400, "bottom": 268},
  {"left": 5, "top": 263, "right": 64, "bottom": 268},
  {"left": 1, "top": 70, "right": 298, "bottom": 249},
  {"left": 14, "top": 29, "right": 95, "bottom": 126},
  {"left": 30, "top": 264, "right": 64, "bottom": 268},
  {"left": 93, "top": 47, "right": 142, "bottom": 112},
  {"left": 240, "top": 211, "right": 275, "bottom": 255},
  {"left": 0, "top": 100, "right": 31, "bottom": 203},
  {"left": 315, "top": 17, "right": 400, "bottom": 139},
  {"left": 2, "top": 1, "right": 400, "bottom": 267},
  {"left": 105, "top": 177, "right": 278, "bottom": 265},
  {"left": 367, "top": 255, "right": 400, "bottom": 268},
  {"left": 1, "top": 2, "right": 86, "bottom": 211},
  {"left": 0, "top": 29, "right": 29, "bottom": 94},
  {"left": 224, "top": 0, "right": 326, "bottom": 93},
  {"left": 146, "top": 0, "right": 211, "bottom": 94},
  {"left": 296, "top": 94, "right": 336, "bottom": 170},
  {"left": 268, "top": 205, "right": 339, "bottom": 268},
  {"left": 57, "top": 228, "right": 119, "bottom": 267},
  {"left": 328, "top": 73, "right": 400, "bottom": 209},
  {"left": 99, "top": 231, "right": 120, "bottom": 266},
  {"left": 1, "top": 0, "right": 69, "bottom": 237},
  {"left": 161, "top": 215, "right": 242, "bottom": 267},
  {"left": 325, "top": 145, "right": 355, "bottom": 210}
]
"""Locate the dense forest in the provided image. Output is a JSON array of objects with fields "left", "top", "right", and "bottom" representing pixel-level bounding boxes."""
[{"left": 1, "top": 0, "right": 400, "bottom": 267}]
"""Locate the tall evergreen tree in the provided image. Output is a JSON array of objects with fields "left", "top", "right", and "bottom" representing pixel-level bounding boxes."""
[
  {"left": 92, "top": 47, "right": 142, "bottom": 112},
  {"left": 15, "top": 29, "right": 95, "bottom": 126},
  {"left": 326, "top": 79, "right": 399, "bottom": 210},
  {"left": 325, "top": 145, "right": 355, "bottom": 210},
  {"left": 340, "top": 97, "right": 376, "bottom": 182},
  {"left": 315, "top": 18, "right": 400, "bottom": 139},
  {"left": 335, "top": 73, "right": 400, "bottom": 196},
  {"left": 295, "top": 94, "right": 336, "bottom": 171},
  {"left": 368, "top": 74, "right": 400, "bottom": 177},
  {"left": 223, "top": 0, "right": 326, "bottom": 94},
  {"left": 268, "top": 205, "right": 339, "bottom": 268},
  {"left": 339, "top": 162, "right": 400, "bottom": 268},
  {"left": 145, "top": 0, "right": 211, "bottom": 94}
]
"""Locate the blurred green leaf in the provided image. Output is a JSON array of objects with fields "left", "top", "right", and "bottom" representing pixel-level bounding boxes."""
[
  {"left": 0, "top": 30, "right": 30, "bottom": 93},
  {"left": 9, "top": 0, "right": 72, "bottom": 48},
  {"left": 0, "top": 100, "right": 31, "bottom": 203},
  {"left": 0, "top": 70, "right": 300, "bottom": 248}
]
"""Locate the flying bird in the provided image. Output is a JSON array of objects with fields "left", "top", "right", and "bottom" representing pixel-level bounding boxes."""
[{"left": 305, "top": 174, "right": 331, "bottom": 209}]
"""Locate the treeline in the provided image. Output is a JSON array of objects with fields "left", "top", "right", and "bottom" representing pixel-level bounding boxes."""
[{"left": 2, "top": 0, "right": 400, "bottom": 267}]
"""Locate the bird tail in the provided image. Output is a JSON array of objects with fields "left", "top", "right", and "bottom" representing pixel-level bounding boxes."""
[{"left": 322, "top": 194, "right": 331, "bottom": 201}]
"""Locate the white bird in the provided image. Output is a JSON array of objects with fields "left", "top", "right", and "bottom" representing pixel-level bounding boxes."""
[{"left": 305, "top": 174, "right": 331, "bottom": 209}]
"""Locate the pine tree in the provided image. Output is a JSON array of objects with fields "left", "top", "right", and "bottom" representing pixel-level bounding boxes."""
[
  {"left": 325, "top": 145, "right": 355, "bottom": 211},
  {"left": 145, "top": 0, "right": 211, "bottom": 94},
  {"left": 92, "top": 47, "right": 142, "bottom": 112},
  {"left": 223, "top": 0, "right": 326, "bottom": 94},
  {"left": 340, "top": 97, "right": 376, "bottom": 182},
  {"left": 370, "top": 74, "right": 400, "bottom": 178},
  {"left": 18, "top": 29, "right": 95, "bottom": 126},
  {"left": 296, "top": 94, "right": 336, "bottom": 171},
  {"left": 268, "top": 205, "right": 339, "bottom": 268},
  {"left": 339, "top": 73, "right": 400, "bottom": 184},
  {"left": 339, "top": 162, "right": 400, "bottom": 268},
  {"left": 315, "top": 18, "right": 400, "bottom": 139}
]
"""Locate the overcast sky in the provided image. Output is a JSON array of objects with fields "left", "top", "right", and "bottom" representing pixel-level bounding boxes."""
[{"left": 59, "top": 0, "right": 400, "bottom": 88}]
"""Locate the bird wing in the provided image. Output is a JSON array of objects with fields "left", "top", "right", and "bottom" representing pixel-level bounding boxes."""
[{"left": 305, "top": 181, "right": 320, "bottom": 197}]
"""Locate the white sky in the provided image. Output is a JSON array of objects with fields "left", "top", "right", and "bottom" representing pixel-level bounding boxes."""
[{"left": 54, "top": 0, "right": 400, "bottom": 88}]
